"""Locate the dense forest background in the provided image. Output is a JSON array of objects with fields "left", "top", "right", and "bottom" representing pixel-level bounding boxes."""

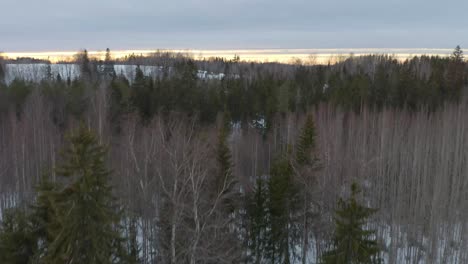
[{"left": 0, "top": 47, "right": 467, "bottom": 263}]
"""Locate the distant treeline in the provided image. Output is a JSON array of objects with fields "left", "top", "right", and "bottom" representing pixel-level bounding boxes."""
[
  {"left": 0, "top": 47, "right": 467, "bottom": 263},
  {"left": 0, "top": 47, "right": 466, "bottom": 129}
]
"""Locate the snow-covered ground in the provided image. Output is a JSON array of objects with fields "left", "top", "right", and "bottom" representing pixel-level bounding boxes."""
[
  {"left": 4, "top": 64, "right": 80, "bottom": 85},
  {"left": 2, "top": 64, "right": 228, "bottom": 85}
]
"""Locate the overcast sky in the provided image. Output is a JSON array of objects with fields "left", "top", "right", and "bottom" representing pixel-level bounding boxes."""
[{"left": 2, "top": 0, "right": 467, "bottom": 51}]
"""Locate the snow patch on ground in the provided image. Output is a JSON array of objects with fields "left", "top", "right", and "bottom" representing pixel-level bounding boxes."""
[{"left": 3, "top": 64, "right": 231, "bottom": 85}]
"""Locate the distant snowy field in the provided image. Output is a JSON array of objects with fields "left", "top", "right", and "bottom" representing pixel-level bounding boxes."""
[{"left": 3, "top": 64, "right": 227, "bottom": 85}]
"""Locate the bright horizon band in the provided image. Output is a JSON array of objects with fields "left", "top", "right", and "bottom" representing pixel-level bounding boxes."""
[{"left": 1, "top": 48, "right": 456, "bottom": 64}]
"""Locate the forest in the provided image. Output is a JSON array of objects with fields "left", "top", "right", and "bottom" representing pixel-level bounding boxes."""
[{"left": 0, "top": 47, "right": 467, "bottom": 263}]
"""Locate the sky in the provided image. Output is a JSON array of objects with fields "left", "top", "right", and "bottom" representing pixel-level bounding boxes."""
[{"left": 1, "top": 0, "right": 468, "bottom": 52}]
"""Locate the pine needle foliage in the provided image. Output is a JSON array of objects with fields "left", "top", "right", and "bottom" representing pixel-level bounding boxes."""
[
  {"left": 44, "top": 124, "right": 128, "bottom": 264},
  {"left": 322, "top": 183, "right": 380, "bottom": 264}
]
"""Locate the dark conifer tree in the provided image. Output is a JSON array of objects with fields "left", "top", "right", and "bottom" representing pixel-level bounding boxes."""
[
  {"left": 451, "top": 45, "right": 464, "bottom": 62},
  {"left": 110, "top": 75, "right": 132, "bottom": 128},
  {"left": 131, "top": 66, "right": 153, "bottom": 121},
  {"left": 266, "top": 158, "right": 300, "bottom": 264},
  {"left": 0, "top": 54, "right": 5, "bottom": 85},
  {"left": 321, "top": 183, "right": 380, "bottom": 264},
  {"left": 103, "top": 48, "right": 116, "bottom": 78},
  {"left": 66, "top": 79, "right": 89, "bottom": 118},
  {"left": 215, "top": 112, "right": 234, "bottom": 195},
  {"left": 45, "top": 63, "right": 53, "bottom": 81},
  {"left": 44, "top": 125, "right": 130, "bottom": 264},
  {"left": 29, "top": 177, "right": 60, "bottom": 261},
  {"left": 296, "top": 114, "right": 317, "bottom": 166},
  {"left": 247, "top": 178, "right": 269, "bottom": 264},
  {"left": 8, "top": 79, "right": 32, "bottom": 119},
  {"left": 0, "top": 208, "right": 36, "bottom": 264},
  {"left": 79, "top": 49, "right": 92, "bottom": 81},
  {"left": 294, "top": 114, "right": 320, "bottom": 264},
  {"left": 447, "top": 45, "right": 465, "bottom": 101},
  {"left": 173, "top": 59, "right": 198, "bottom": 113}
]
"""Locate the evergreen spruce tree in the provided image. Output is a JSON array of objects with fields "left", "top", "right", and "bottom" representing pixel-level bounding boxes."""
[
  {"left": 246, "top": 114, "right": 315, "bottom": 264},
  {"left": 8, "top": 79, "right": 32, "bottom": 119},
  {"left": 44, "top": 124, "right": 129, "bottom": 264},
  {"left": 266, "top": 158, "right": 300, "bottom": 264},
  {"left": 296, "top": 114, "right": 317, "bottom": 166},
  {"left": 0, "top": 208, "right": 36, "bottom": 264},
  {"left": 29, "top": 177, "right": 60, "bottom": 261},
  {"left": 294, "top": 113, "right": 320, "bottom": 264},
  {"left": 104, "top": 48, "right": 116, "bottom": 78},
  {"left": 66, "top": 79, "right": 89, "bottom": 118},
  {"left": 247, "top": 178, "right": 269, "bottom": 264},
  {"left": 0, "top": 53, "right": 5, "bottom": 85},
  {"left": 217, "top": 112, "right": 233, "bottom": 185},
  {"left": 79, "top": 49, "right": 92, "bottom": 81},
  {"left": 131, "top": 66, "right": 153, "bottom": 121},
  {"left": 321, "top": 183, "right": 380, "bottom": 264},
  {"left": 215, "top": 112, "right": 236, "bottom": 210},
  {"left": 110, "top": 76, "right": 132, "bottom": 128},
  {"left": 451, "top": 45, "right": 464, "bottom": 62},
  {"left": 277, "top": 82, "right": 290, "bottom": 114},
  {"left": 45, "top": 63, "right": 53, "bottom": 81},
  {"left": 447, "top": 45, "right": 465, "bottom": 101}
]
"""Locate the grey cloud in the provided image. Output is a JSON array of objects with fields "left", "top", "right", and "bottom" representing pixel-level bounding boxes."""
[{"left": 1, "top": 0, "right": 467, "bottom": 51}]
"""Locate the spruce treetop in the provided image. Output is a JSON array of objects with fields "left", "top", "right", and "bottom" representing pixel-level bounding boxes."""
[{"left": 322, "top": 182, "right": 380, "bottom": 264}]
